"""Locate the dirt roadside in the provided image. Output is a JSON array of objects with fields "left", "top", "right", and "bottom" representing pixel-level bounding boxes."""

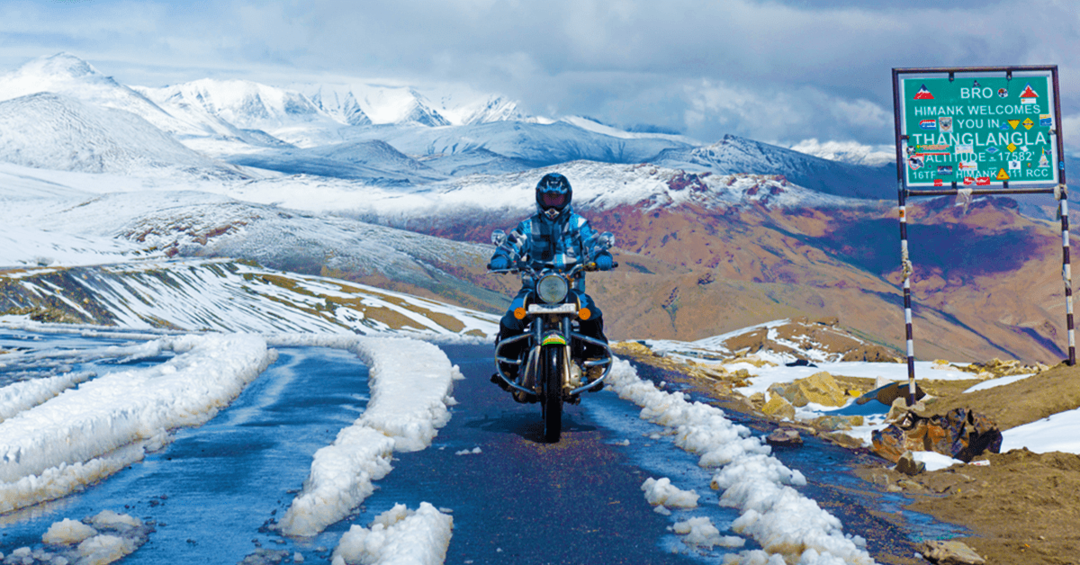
[
  {"left": 613, "top": 343, "right": 1080, "bottom": 565},
  {"left": 857, "top": 362, "right": 1080, "bottom": 565}
]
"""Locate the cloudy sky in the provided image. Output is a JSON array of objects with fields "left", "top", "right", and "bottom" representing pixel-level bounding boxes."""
[{"left": 2, "top": 0, "right": 1078, "bottom": 148}]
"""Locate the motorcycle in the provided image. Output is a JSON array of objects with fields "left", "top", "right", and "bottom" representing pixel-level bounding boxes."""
[{"left": 488, "top": 229, "right": 618, "bottom": 443}]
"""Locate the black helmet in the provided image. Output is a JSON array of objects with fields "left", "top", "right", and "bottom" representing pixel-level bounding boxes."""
[{"left": 536, "top": 173, "right": 572, "bottom": 219}]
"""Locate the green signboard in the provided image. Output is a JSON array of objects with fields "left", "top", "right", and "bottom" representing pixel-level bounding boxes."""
[{"left": 899, "top": 74, "right": 1059, "bottom": 187}]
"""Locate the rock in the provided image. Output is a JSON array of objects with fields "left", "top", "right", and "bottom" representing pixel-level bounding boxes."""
[
  {"left": 885, "top": 397, "right": 926, "bottom": 422},
  {"left": 873, "top": 408, "right": 1002, "bottom": 464},
  {"left": 761, "top": 394, "right": 795, "bottom": 420},
  {"left": 823, "top": 431, "right": 865, "bottom": 449},
  {"left": 614, "top": 341, "right": 653, "bottom": 357},
  {"left": 896, "top": 451, "right": 926, "bottom": 475},
  {"left": 766, "top": 428, "right": 803, "bottom": 446},
  {"left": 812, "top": 415, "right": 864, "bottom": 431},
  {"left": 897, "top": 479, "right": 926, "bottom": 492},
  {"left": 748, "top": 392, "right": 766, "bottom": 409},
  {"left": 918, "top": 540, "right": 986, "bottom": 565},
  {"left": 240, "top": 549, "right": 292, "bottom": 565},
  {"left": 768, "top": 371, "right": 847, "bottom": 407}
]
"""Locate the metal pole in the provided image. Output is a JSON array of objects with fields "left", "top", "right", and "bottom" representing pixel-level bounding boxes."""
[{"left": 893, "top": 68, "right": 918, "bottom": 406}]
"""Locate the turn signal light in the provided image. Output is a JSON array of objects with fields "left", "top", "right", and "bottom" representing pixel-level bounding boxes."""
[
  {"left": 579, "top": 308, "right": 592, "bottom": 320},
  {"left": 514, "top": 307, "right": 527, "bottom": 320}
]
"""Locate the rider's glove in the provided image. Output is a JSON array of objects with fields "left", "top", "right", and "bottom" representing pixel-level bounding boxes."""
[
  {"left": 594, "top": 252, "right": 614, "bottom": 271},
  {"left": 488, "top": 255, "right": 510, "bottom": 271}
]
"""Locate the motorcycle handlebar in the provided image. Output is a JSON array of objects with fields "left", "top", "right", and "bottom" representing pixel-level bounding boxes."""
[{"left": 487, "top": 261, "right": 619, "bottom": 275}]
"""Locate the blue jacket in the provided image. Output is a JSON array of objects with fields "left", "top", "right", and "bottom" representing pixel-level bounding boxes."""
[{"left": 491, "top": 205, "right": 606, "bottom": 272}]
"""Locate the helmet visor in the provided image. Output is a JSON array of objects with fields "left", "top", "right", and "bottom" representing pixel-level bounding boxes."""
[{"left": 539, "top": 190, "right": 569, "bottom": 209}]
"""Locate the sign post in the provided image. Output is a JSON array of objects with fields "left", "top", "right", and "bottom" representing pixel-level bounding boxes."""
[{"left": 892, "top": 66, "right": 1070, "bottom": 406}]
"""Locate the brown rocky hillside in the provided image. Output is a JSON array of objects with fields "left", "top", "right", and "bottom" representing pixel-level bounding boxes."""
[{"left": 364, "top": 178, "right": 1071, "bottom": 365}]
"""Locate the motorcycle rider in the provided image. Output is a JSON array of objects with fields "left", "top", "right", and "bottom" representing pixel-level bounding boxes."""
[{"left": 486, "top": 172, "right": 614, "bottom": 389}]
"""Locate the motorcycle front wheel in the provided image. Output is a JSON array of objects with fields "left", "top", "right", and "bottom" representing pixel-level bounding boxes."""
[{"left": 541, "top": 345, "right": 564, "bottom": 443}]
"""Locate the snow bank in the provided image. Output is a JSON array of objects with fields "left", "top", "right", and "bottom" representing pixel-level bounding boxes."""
[
  {"left": 331, "top": 503, "right": 453, "bottom": 565},
  {"left": 0, "top": 370, "right": 93, "bottom": 422},
  {"left": 279, "top": 336, "right": 460, "bottom": 537},
  {"left": 911, "top": 451, "right": 963, "bottom": 472},
  {"left": 352, "top": 337, "right": 459, "bottom": 452},
  {"left": 607, "top": 358, "right": 873, "bottom": 565},
  {"left": 1002, "top": 407, "right": 1080, "bottom": 454},
  {"left": 277, "top": 426, "right": 396, "bottom": 538},
  {"left": 0, "top": 334, "right": 275, "bottom": 513}
]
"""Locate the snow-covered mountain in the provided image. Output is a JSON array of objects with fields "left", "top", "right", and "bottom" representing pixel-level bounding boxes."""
[
  {"left": 788, "top": 139, "right": 896, "bottom": 167},
  {"left": 0, "top": 93, "right": 243, "bottom": 178},
  {"left": 307, "top": 87, "right": 373, "bottom": 126},
  {"left": 227, "top": 139, "right": 447, "bottom": 184},
  {"left": 653, "top": 134, "right": 896, "bottom": 199},
  {"left": 136, "top": 79, "right": 345, "bottom": 147},
  {"left": 448, "top": 94, "right": 532, "bottom": 125},
  {"left": 0, "top": 53, "right": 906, "bottom": 193},
  {"left": 337, "top": 119, "right": 695, "bottom": 169},
  {"left": 295, "top": 83, "right": 451, "bottom": 128}
]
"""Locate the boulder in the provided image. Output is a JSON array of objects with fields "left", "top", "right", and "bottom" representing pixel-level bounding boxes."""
[
  {"left": 761, "top": 394, "right": 795, "bottom": 420},
  {"left": 766, "top": 428, "right": 803, "bottom": 446},
  {"left": 767, "top": 371, "right": 847, "bottom": 408},
  {"left": 812, "top": 414, "right": 864, "bottom": 431},
  {"left": 872, "top": 408, "right": 1002, "bottom": 464},
  {"left": 918, "top": 540, "right": 986, "bottom": 565},
  {"left": 896, "top": 451, "right": 926, "bottom": 475},
  {"left": 885, "top": 396, "right": 926, "bottom": 422}
]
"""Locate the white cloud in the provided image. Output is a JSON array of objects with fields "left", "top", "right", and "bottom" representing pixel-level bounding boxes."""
[
  {"left": 681, "top": 79, "right": 892, "bottom": 144},
  {"left": 1, "top": 0, "right": 1077, "bottom": 146}
]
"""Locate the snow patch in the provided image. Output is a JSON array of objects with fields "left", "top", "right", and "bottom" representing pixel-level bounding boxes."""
[
  {"left": 672, "top": 516, "right": 745, "bottom": 549},
  {"left": 641, "top": 477, "right": 699, "bottom": 508},
  {"left": 42, "top": 518, "right": 97, "bottom": 545},
  {"left": 331, "top": 502, "right": 453, "bottom": 565}
]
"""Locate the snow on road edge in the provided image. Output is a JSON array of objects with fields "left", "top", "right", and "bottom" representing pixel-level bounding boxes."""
[
  {"left": 331, "top": 502, "right": 453, "bottom": 565},
  {"left": 0, "top": 334, "right": 276, "bottom": 513},
  {"left": 607, "top": 358, "right": 874, "bottom": 565},
  {"left": 276, "top": 335, "right": 460, "bottom": 540}
]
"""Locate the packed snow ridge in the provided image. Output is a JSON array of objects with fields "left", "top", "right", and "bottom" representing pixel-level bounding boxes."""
[
  {"left": 607, "top": 358, "right": 873, "bottom": 565},
  {"left": 0, "top": 331, "right": 462, "bottom": 562},
  {"left": 269, "top": 335, "right": 461, "bottom": 539},
  {"left": 0, "top": 334, "right": 275, "bottom": 513}
]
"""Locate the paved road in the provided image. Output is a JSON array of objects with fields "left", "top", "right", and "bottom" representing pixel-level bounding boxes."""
[
  {"left": 375, "top": 343, "right": 706, "bottom": 565},
  {"left": 0, "top": 333, "right": 946, "bottom": 564}
]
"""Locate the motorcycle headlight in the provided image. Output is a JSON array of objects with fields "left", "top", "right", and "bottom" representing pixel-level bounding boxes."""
[{"left": 536, "top": 274, "right": 569, "bottom": 304}]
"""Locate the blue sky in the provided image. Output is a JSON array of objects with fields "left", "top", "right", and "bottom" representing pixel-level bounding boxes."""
[{"left": 2, "top": 0, "right": 1078, "bottom": 147}]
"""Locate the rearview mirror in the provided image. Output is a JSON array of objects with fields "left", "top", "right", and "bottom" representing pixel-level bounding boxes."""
[
  {"left": 491, "top": 229, "right": 507, "bottom": 247},
  {"left": 598, "top": 232, "right": 615, "bottom": 250}
]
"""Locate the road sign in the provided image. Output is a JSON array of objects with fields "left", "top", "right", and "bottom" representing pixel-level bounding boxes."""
[{"left": 897, "top": 73, "right": 1059, "bottom": 187}]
